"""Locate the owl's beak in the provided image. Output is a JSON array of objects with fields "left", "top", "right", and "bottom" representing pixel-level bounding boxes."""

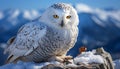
[{"left": 60, "top": 20, "right": 64, "bottom": 27}]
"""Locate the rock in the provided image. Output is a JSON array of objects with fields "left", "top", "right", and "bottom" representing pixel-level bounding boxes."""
[
  {"left": 95, "top": 47, "right": 114, "bottom": 69},
  {"left": 41, "top": 47, "right": 114, "bottom": 69}
]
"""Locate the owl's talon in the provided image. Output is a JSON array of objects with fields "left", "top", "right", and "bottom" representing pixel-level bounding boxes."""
[
  {"left": 64, "top": 56, "right": 73, "bottom": 59},
  {"left": 48, "top": 56, "right": 64, "bottom": 62},
  {"left": 59, "top": 56, "right": 73, "bottom": 64},
  {"left": 48, "top": 56, "right": 73, "bottom": 63}
]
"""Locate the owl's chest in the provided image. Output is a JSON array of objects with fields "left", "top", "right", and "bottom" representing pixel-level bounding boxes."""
[
  {"left": 39, "top": 27, "right": 78, "bottom": 56},
  {"left": 48, "top": 29, "right": 74, "bottom": 50},
  {"left": 52, "top": 30, "right": 72, "bottom": 45}
]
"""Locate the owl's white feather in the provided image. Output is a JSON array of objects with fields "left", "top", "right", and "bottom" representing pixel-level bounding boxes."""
[
  {"left": 4, "top": 3, "right": 79, "bottom": 63},
  {"left": 4, "top": 22, "right": 46, "bottom": 57}
]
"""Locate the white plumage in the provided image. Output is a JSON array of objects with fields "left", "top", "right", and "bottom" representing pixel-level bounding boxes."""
[{"left": 4, "top": 3, "right": 79, "bottom": 63}]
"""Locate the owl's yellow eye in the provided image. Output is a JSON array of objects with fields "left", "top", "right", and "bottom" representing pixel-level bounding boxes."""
[
  {"left": 66, "top": 15, "right": 71, "bottom": 19},
  {"left": 53, "top": 15, "right": 59, "bottom": 18}
]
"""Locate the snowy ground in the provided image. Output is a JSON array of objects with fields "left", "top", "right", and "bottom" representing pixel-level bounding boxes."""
[
  {"left": 74, "top": 51, "right": 104, "bottom": 64},
  {"left": 0, "top": 61, "right": 60, "bottom": 69},
  {"left": 0, "top": 50, "right": 119, "bottom": 69}
]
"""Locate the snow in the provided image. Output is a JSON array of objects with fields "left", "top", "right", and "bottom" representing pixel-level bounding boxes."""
[
  {"left": 74, "top": 51, "right": 104, "bottom": 64},
  {"left": 114, "top": 59, "right": 120, "bottom": 69},
  {"left": 23, "top": 10, "right": 32, "bottom": 20},
  {"left": 94, "top": 9, "right": 120, "bottom": 22},
  {"left": 23, "top": 10, "right": 39, "bottom": 20},
  {"left": 66, "top": 63, "right": 78, "bottom": 68},
  {"left": 95, "top": 9, "right": 108, "bottom": 21},
  {"left": 10, "top": 9, "right": 20, "bottom": 19},
  {"left": 7, "top": 9, "right": 20, "bottom": 26},
  {"left": 76, "top": 3, "right": 93, "bottom": 13},
  {"left": 108, "top": 11, "right": 120, "bottom": 22},
  {"left": 92, "top": 16, "right": 106, "bottom": 27},
  {"left": 76, "top": 3, "right": 120, "bottom": 21},
  {"left": 0, "top": 61, "right": 60, "bottom": 69},
  {"left": 0, "top": 50, "right": 120, "bottom": 69},
  {"left": 31, "top": 10, "right": 39, "bottom": 17}
]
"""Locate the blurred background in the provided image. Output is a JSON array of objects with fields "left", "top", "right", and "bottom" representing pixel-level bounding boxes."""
[{"left": 0, "top": 0, "right": 120, "bottom": 66}]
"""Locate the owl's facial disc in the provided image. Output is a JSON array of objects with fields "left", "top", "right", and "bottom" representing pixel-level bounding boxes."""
[
  {"left": 52, "top": 11, "right": 70, "bottom": 27},
  {"left": 49, "top": 7, "right": 74, "bottom": 29}
]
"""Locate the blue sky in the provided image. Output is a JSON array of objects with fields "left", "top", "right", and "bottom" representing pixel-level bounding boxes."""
[{"left": 0, "top": 0, "right": 120, "bottom": 10}]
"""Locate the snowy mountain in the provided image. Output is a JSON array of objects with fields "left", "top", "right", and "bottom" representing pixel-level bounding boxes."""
[
  {"left": 68, "top": 3, "right": 120, "bottom": 59},
  {"left": 0, "top": 3, "right": 120, "bottom": 66},
  {"left": 0, "top": 9, "right": 42, "bottom": 43}
]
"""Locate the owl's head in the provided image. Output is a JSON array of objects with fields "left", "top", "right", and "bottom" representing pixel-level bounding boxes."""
[{"left": 40, "top": 3, "right": 79, "bottom": 29}]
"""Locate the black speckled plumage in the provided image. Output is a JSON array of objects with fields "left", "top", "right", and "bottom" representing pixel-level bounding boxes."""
[{"left": 4, "top": 3, "right": 79, "bottom": 63}]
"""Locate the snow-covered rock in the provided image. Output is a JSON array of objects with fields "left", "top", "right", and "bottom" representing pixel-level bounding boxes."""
[
  {"left": 74, "top": 51, "right": 104, "bottom": 64},
  {"left": 0, "top": 47, "right": 115, "bottom": 69}
]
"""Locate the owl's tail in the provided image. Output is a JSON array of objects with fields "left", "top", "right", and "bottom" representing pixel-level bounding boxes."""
[{"left": 5, "top": 54, "right": 19, "bottom": 64}]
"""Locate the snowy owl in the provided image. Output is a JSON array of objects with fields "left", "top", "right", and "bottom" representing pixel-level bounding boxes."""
[{"left": 4, "top": 3, "right": 79, "bottom": 63}]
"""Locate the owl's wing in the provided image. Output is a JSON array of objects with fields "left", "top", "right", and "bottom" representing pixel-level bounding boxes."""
[
  {"left": 6, "top": 25, "right": 26, "bottom": 48},
  {"left": 4, "top": 22, "right": 46, "bottom": 63},
  {"left": 7, "top": 36, "right": 16, "bottom": 45}
]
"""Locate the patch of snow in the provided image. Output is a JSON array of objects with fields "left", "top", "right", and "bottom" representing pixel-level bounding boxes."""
[
  {"left": 94, "top": 9, "right": 120, "bottom": 28},
  {"left": 114, "top": 59, "right": 120, "bottom": 69},
  {"left": 76, "top": 3, "right": 120, "bottom": 23},
  {"left": 108, "top": 11, "right": 120, "bottom": 22},
  {"left": 31, "top": 10, "right": 39, "bottom": 17},
  {"left": 0, "top": 61, "right": 60, "bottom": 69},
  {"left": 94, "top": 9, "right": 108, "bottom": 21},
  {"left": 76, "top": 3, "right": 93, "bottom": 13},
  {"left": 23, "top": 10, "right": 39, "bottom": 20},
  {"left": 74, "top": 51, "right": 104, "bottom": 64},
  {"left": 94, "top": 9, "right": 120, "bottom": 22},
  {"left": 66, "top": 63, "right": 78, "bottom": 68},
  {"left": 66, "top": 59, "right": 78, "bottom": 68},
  {"left": 92, "top": 16, "right": 106, "bottom": 27},
  {"left": 10, "top": 9, "right": 20, "bottom": 19},
  {"left": 23, "top": 10, "right": 31, "bottom": 20},
  {"left": 0, "top": 11, "right": 4, "bottom": 20},
  {"left": 7, "top": 9, "right": 20, "bottom": 26}
]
